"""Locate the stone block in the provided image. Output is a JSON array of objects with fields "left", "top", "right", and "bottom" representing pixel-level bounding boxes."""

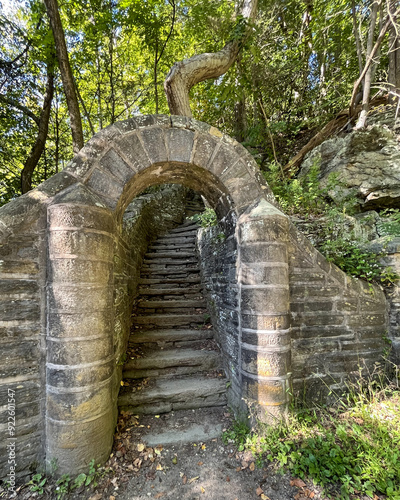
[
  {"left": 99, "top": 148, "right": 136, "bottom": 184},
  {"left": 140, "top": 127, "right": 168, "bottom": 164},
  {"left": 242, "top": 312, "right": 290, "bottom": 330},
  {"left": 241, "top": 286, "right": 289, "bottom": 315},
  {"left": 86, "top": 167, "right": 123, "bottom": 208},
  {"left": 239, "top": 215, "right": 289, "bottom": 244},
  {"left": 241, "top": 346, "right": 291, "bottom": 377},
  {"left": 241, "top": 263, "right": 288, "bottom": 286},
  {"left": 240, "top": 242, "right": 287, "bottom": 264},
  {"left": 242, "top": 374, "right": 289, "bottom": 406},
  {"left": 0, "top": 323, "right": 40, "bottom": 340},
  {"left": 47, "top": 381, "right": 113, "bottom": 421},
  {"left": 47, "top": 358, "right": 114, "bottom": 389},
  {"left": 0, "top": 259, "right": 39, "bottom": 276},
  {"left": 290, "top": 301, "right": 333, "bottom": 313},
  {"left": 165, "top": 128, "right": 194, "bottom": 163},
  {"left": 48, "top": 284, "right": 113, "bottom": 314},
  {"left": 48, "top": 204, "right": 114, "bottom": 232},
  {"left": 47, "top": 335, "right": 113, "bottom": 365},
  {"left": 46, "top": 408, "right": 114, "bottom": 474},
  {"left": 1, "top": 299, "right": 40, "bottom": 322},
  {"left": 242, "top": 328, "right": 290, "bottom": 348},
  {"left": 192, "top": 133, "right": 219, "bottom": 170},
  {"left": 48, "top": 259, "right": 113, "bottom": 284},
  {"left": 115, "top": 132, "right": 152, "bottom": 171},
  {"left": 47, "top": 311, "right": 112, "bottom": 339},
  {"left": 209, "top": 142, "right": 241, "bottom": 178},
  {"left": 37, "top": 171, "right": 78, "bottom": 199},
  {"left": 48, "top": 230, "right": 114, "bottom": 261},
  {"left": 347, "top": 313, "right": 386, "bottom": 327}
]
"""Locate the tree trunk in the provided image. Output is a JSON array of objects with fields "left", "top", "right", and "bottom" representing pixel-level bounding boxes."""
[
  {"left": 43, "top": 0, "right": 84, "bottom": 153},
  {"left": 388, "top": 1, "right": 400, "bottom": 103},
  {"left": 164, "top": 0, "right": 258, "bottom": 117},
  {"left": 21, "top": 55, "right": 55, "bottom": 193}
]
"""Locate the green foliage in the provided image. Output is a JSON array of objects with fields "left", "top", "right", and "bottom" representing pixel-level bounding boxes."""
[
  {"left": 222, "top": 420, "right": 250, "bottom": 452},
  {"left": 228, "top": 380, "right": 400, "bottom": 499},
  {"left": 377, "top": 209, "right": 400, "bottom": 237},
  {"left": 265, "top": 162, "right": 399, "bottom": 286},
  {"left": 190, "top": 208, "right": 217, "bottom": 228},
  {"left": 25, "top": 458, "right": 104, "bottom": 498},
  {"left": 28, "top": 473, "right": 46, "bottom": 494},
  {"left": 264, "top": 160, "right": 330, "bottom": 217}
]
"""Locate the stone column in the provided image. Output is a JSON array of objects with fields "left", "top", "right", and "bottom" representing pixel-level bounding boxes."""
[
  {"left": 46, "top": 196, "right": 116, "bottom": 474},
  {"left": 237, "top": 199, "right": 291, "bottom": 423}
]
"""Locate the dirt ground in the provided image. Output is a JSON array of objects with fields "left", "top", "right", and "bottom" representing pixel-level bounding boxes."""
[{"left": 2, "top": 406, "right": 328, "bottom": 500}]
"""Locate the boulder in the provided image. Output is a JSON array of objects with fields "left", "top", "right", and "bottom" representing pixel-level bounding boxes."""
[{"left": 299, "top": 107, "right": 400, "bottom": 210}]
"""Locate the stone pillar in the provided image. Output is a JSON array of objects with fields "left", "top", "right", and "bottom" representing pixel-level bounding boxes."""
[
  {"left": 46, "top": 199, "right": 116, "bottom": 474},
  {"left": 238, "top": 199, "right": 291, "bottom": 423}
]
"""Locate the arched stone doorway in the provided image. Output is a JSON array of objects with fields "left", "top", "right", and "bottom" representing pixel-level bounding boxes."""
[{"left": 46, "top": 115, "right": 292, "bottom": 474}]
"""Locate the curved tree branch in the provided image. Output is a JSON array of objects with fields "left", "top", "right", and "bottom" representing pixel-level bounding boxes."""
[{"left": 164, "top": 0, "right": 258, "bottom": 117}]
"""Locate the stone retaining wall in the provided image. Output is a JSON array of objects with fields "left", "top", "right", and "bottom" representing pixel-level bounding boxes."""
[{"left": 198, "top": 207, "right": 388, "bottom": 411}]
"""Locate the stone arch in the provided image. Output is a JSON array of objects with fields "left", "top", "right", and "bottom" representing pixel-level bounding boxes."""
[{"left": 46, "top": 115, "right": 291, "bottom": 474}]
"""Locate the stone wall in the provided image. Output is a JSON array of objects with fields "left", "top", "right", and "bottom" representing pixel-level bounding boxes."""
[
  {"left": 289, "top": 227, "right": 388, "bottom": 404},
  {"left": 198, "top": 208, "right": 389, "bottom": 411},
  {"left": 197, "top": 211, "right": 242, "bottom": 411},
  {"left": 0, "top": 182, "right": 187, "bottom": 481},
  {"left": 0, "top": 185, "right": 62, "bottom": 480}
]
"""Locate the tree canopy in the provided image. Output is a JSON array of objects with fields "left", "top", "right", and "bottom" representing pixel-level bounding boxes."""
[{"left": 0, "top": 0, "right": 398, "bottom": 204}]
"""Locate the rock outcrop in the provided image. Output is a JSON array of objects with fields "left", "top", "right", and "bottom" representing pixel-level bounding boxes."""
[{"left": 300, "top": 107, "right": 400, "bottom": 210}]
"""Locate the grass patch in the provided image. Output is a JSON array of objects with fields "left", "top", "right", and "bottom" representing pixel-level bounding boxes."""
[{"left": 224, "top": 377, "right": 400, "bottom": 499}]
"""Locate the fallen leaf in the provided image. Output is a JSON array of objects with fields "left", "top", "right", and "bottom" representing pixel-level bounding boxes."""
[
  {"left": 249, "top": 462, "right": 255, "bottom": 471},
  {"left": 260, "top": 495, "right": 271, "bottom": 500},
  {"left": 182, "top": 475, "right": 187, "bottom": 485},
  {"left": 241, "top": 461, "right": 248, "bottom": 469},
  {"left": 256, "top": 487, "right": 264, "bottom": 496},
  {"left": 201, "top": 444, "right": 206, "bottom": 450},
  {"left": 188, "top": 476, "right": 199, "bottom": 484},
  {"left": 155, "top": 493, "right": 165, "bottom": 499},
  {"left": 309, "top": 492, "right": 315, "bottom": 498},
  {"left": 291, "top": 478, "right": 306, "bottom": 488},
  {"left": 198, "top": 461, "right": 203, "bottom": 466},
  {"left": 172, "top": 456, "right": 177, "bottom": 465},
  {"left": 294, "top": 494, "right": 301, "bottom": 500},
  {"left": 236, "top": 466, "right": 241, "bottom": 472},
  {"left": 226, "top": 476, "right": 230, "bottom": 482},
  {"left": 156, "top": 463, "right": 163, "bottom": 471},
  {"left": 200, "top": 486, "right": 205, "bottom": 494},
  {"left": 89, "top": 495, "right": 102, "bottom": 500},
  {"left": 155, "top": 415, "right": 160, "bottom": 419},
  {"left": 137, "top": 443, "right": 145, "bottom": 452},
  {"left": 109, "top": 496, "right": 116, "bottom": 500}
]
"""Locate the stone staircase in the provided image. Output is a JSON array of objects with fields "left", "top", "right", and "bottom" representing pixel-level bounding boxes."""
[{"left": 118, "top": 219, "right": 227, "bottom": 415}]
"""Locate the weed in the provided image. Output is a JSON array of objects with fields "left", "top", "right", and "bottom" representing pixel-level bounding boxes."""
[
  {"left": 222, "top": 419, "right": 250, "bottom": 452},
  {"left": 190, "top": 208, "right": 217, "bottom": 228},
  {"left": 227, "top": 369, "right": 400, "bottom": 499},
  {"left": 28, "top": 473, "right": 46, "bottom": 494}
]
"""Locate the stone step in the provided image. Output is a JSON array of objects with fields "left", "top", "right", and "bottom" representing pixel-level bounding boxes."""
[
  {"left": 144, "top": 252, "right": 196, "bottom": 259},
  {"left": 134, "top": 314, "right": 209, "bottom": 327},
  {"left": 140, "top": 268, "right": 200, "bottom": 276},
  {"left": 138, "top": 287, "right": 202, "bottom": 296},
  {"left": 168, "top": 226, "right": 199, "bottom": 235},
  {"left": 118, "top": 375, "right": 227, "bottom": 414},
  {"left": 123, "top": 348, "right": 220, "bottom": 378},
  {"left": 148, "top": 243, "right": 196, "bottom": 252},
  {"left": 128, "top": 328, "right": 214, "bottom": 345},
  {"left": 156, "top": 235, "right": 197, "bottom": 244},
  {"left": 138, "top": 300, "right": 206, "bottom": 309},
  {"left": 142, "top": 259, "right": 198, "bottom": 267},
  {"left": 139, "top": 277, "right": 201, "bottom": 285},
  {"left": 139, "top": 407, "right": 228, "bottom": 447}
]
